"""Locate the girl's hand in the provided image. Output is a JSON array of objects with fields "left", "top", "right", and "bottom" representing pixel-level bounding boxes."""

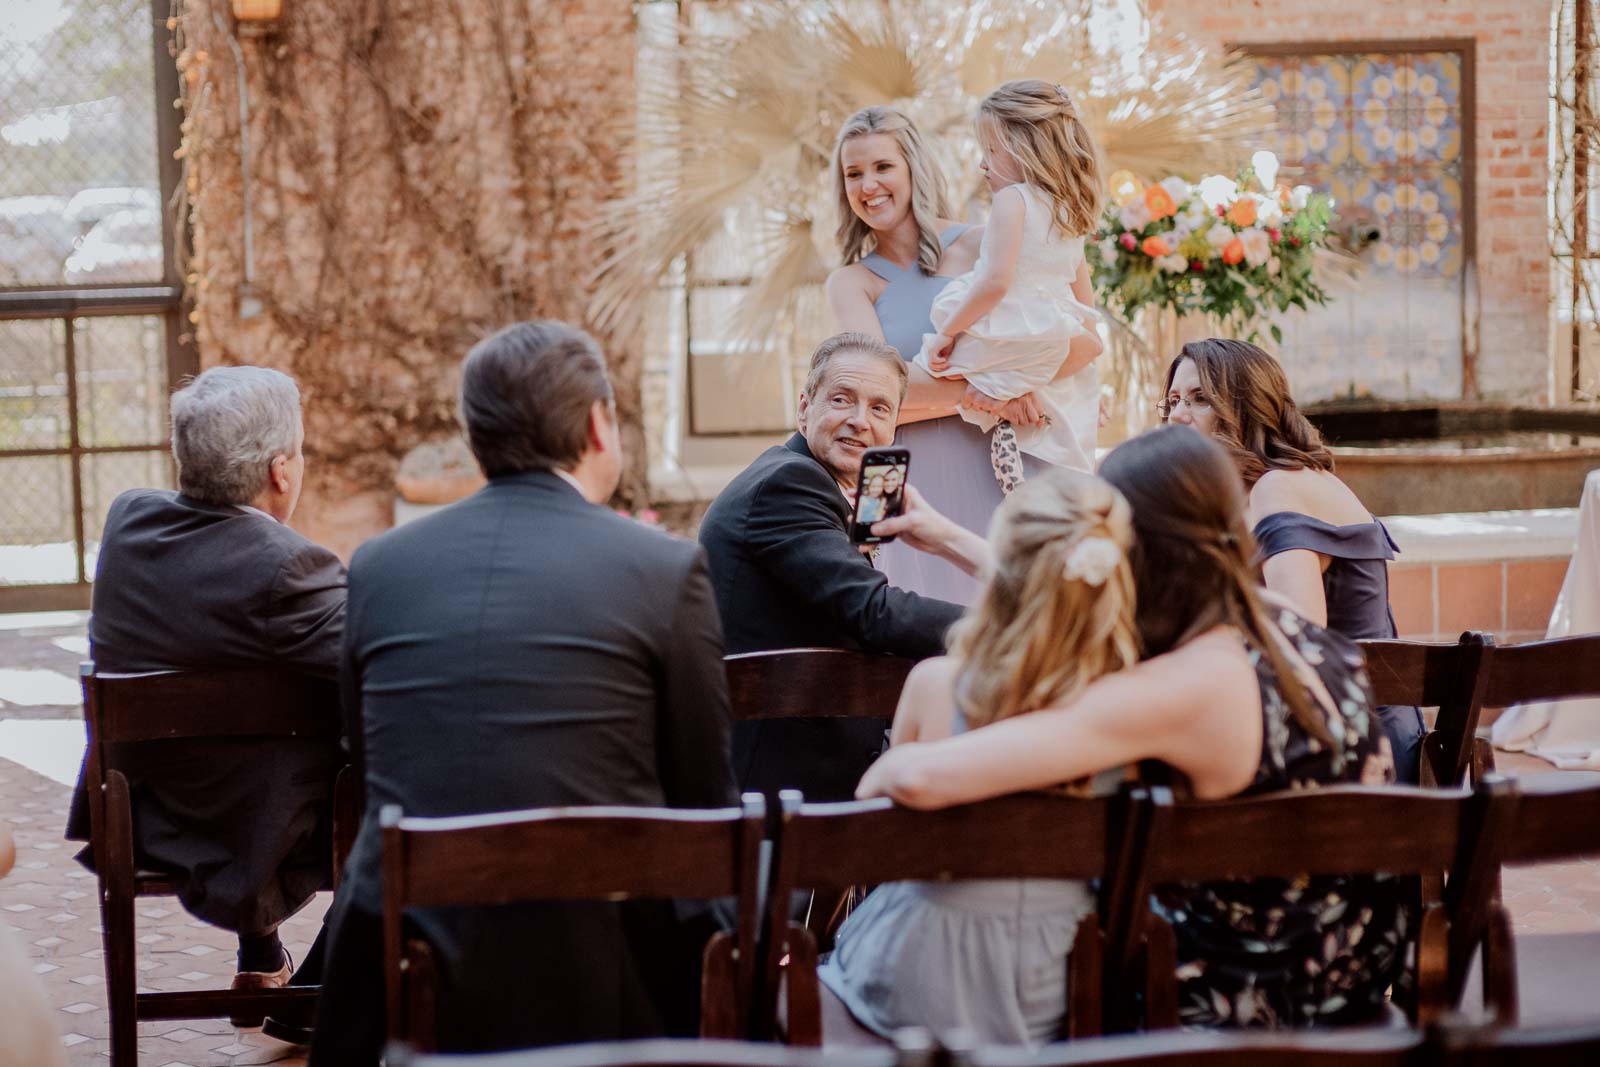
[
  {"left": 926, "top": 334, "right": 955, "bottom": 372},
  {"left": 856, "top": 742, "right": 935, "bottom": 805},
  {"left": 961, "top": 384, "right": 1005, "bottom": 417}
]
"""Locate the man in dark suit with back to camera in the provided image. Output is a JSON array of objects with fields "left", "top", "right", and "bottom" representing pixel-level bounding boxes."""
[
  {"left": 65, "top": 365, "right": 346, "bottom": 1008},
  {"left": 309, "top": 321, "right": 737, "bottom": 1065},
  {"left": 699, "top": 331, "right": 965, "bottom": 803}
]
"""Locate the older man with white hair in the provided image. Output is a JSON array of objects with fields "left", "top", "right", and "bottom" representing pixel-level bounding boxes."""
[{"left": 65, "top": 365, "right": 346, "bottom": 1019}]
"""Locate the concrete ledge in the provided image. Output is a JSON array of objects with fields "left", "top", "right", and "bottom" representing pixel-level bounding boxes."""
[{"left": 1381, "top": 507, "right": 1580, "bottom": 564}]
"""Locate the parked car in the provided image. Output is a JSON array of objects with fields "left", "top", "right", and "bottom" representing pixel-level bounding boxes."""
[
  {"left": 0, "top": 196, "right": 77, "bottom": 286},
  {"left": 64, "top": 186, "right": 161, "bottom": 233},
  {"left": 62, "top": 207, "right": 164, "bottom": 284}
]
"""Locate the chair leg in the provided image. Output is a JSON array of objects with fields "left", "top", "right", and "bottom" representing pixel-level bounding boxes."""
[
  {"left": 1141, "top": 917, "right": 1179, "bottom": 1031},
  {"left": 1481, "top": 902, "right": 1518, "bottom": 1025},
  {"left": 1413, "top": 903, "right": 1450, "bottom": 1026},
  {"left": 101, "top": 775, "right": 140, "bottom": 1067},
  {"left": 783, "top": 923, "right": 822, "bottom": 1047},
  {"left": 1066, "top": 913, "right": 1102, "bottom": 1038},
  {"left": 403, "top": 938, "right": 438, "bottom": 1054},
  {"left": 699, "top": 931, "right": 741, "bottom": 1039}
]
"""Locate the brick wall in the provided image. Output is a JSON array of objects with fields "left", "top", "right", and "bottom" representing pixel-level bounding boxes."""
[{"left": 1148, "top": 0, "right": 1553, "bottom": 401}]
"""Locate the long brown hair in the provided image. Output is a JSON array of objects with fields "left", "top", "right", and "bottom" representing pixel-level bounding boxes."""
[
  {"left": 1164, "top": 338, "right": 1334, "bottom": 488},
  {"left": 832, "top": 106, "right": 952, "bottom": 274},
  {"left": 977, "top": 80, "right": 1104, "bottom": 238},
  {"left": 1098, "top": 425, "right": 1337, "bottom": 749},
  {"left": 949, "top": 470, "right": 1140, "bottom": 731}
]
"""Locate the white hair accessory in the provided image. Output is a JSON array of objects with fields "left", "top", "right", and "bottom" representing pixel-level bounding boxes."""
[{"left": 1062, "top": 536, "right": 1121, "bottom": 587}]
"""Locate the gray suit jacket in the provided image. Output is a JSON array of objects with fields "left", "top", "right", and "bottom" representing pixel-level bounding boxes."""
[
  {"left": 310, "top": 470, "right": 736, "bottom": 1063},
  {"left": 66, "top": 489, "right": 347, "bottom": 932}
]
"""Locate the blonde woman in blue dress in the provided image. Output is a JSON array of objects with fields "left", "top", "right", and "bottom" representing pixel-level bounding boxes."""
[{"left": 827, "top": 103, "right": 1103, "bottom": 602}]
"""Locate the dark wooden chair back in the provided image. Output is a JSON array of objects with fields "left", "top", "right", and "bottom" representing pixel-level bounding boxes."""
[
  {"left": 724, "top": 649, "right": 915, "bottom": 720},
  {"left": 379, "top": 795, "right": 767, "bottom": 1050},
  {"left": 1479, "top": 633, "right": 1600, "bottom": 709},
  {"left": 959, "top": 1020, "right": 1600, "bottom": 1067},
  {"left": 764, "top": 789, "right": 1127, "bottom": 1045},
  {"left": 1103, "top": 782, "right": 1507, "bottom": 1031},
  {"left": 388, "top": 1033, "right": 934, "bottom": 1067},
  {"left": 78, "top": 661, "right": 347, "bottom": 1067},
  {"left": 1358, "top": 632, "right": 1493, "bottom": 787}
]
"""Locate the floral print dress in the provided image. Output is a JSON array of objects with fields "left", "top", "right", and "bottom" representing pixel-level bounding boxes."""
[{"left": 1153, "top": 607, "right": 1408, "bottom": 1028}]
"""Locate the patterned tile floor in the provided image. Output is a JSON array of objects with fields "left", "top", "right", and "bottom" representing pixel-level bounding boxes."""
[{"left": 3, "top": 612, "right": 1599, "bottom": 1064}]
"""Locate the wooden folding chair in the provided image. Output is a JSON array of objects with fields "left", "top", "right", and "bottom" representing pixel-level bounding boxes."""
[
  {"left": 1098, "top": 781, "right": 1509, "bottom": 1032},
  {"left": 1471, "top": 774, "right": 1600, "bottom": 1026},
  {"left": 1359, "top": 632, "right": 1493, "bottom": 788},
  {"left": 724, "top": 648, "right": 916, "bottom": 722},
  {"left": 724, "top": 648, "right": 917, "bottom": 946},
  {"left": 386, "top": 1031, "right": 936, "bottom": 1067},
  {"left": 79, "top": 662, "right": 352, "bottom": 1067},
  {"left": 380, "top": 795, "right": 768, "bottom": 1051},
  {"left": 957, "top": 1019, "right": 1600, "bottom": 1067},
  {"left": 763, "top": 788, "right": 1136, "bottom": 1045}
]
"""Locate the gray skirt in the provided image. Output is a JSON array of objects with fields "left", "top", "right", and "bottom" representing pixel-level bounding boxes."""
[{"left": 817, "top": 877, "right": 1093, "bottom": 1046}]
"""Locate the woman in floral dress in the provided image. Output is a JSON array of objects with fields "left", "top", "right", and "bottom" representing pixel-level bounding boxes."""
[{"left": 861, "top": 425, "right": 1406, "bottom": 1028}]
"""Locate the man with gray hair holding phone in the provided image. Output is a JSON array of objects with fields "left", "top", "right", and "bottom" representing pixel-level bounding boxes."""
[{"left": 699, "top": 332, "right": 965, "bottom": 802}]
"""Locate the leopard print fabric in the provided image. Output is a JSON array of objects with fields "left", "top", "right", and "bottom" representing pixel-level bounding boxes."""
[{"left": 989, "top": 421, "right": 1025, "bottom": 495}]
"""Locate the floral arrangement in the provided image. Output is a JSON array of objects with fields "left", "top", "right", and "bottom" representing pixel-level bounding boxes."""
[{"left": 1087, "top": 153, "right": 1337, "bottom": 344}]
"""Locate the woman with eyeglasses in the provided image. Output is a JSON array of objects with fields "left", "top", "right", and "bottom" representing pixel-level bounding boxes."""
[{"left": 1160, "top": 338, "right": 1424, "bottom": 782}]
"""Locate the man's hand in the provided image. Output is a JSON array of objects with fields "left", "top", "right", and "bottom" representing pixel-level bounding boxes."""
[
  {"left": 871, "top": 485, "right": 995, "bottom": 578},
  {"left": 962, "top": 386, "right": 1048, "bottom": 429}
]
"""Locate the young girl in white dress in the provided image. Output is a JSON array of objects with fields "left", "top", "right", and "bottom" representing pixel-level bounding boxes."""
[{"left": 918, "top": 80, "right": 1106, "bottom": 491}]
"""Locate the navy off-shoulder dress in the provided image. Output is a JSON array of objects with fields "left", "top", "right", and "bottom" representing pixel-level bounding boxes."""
[{"left": 1252, "top": 512, "right": 1426, "bottom": 783}]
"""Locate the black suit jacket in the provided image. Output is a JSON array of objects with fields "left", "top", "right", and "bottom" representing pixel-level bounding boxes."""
[
  {"left": 698, "top": 434, "right": 964, "bottom": 801},
  {"left": 310, "top": 470, "right": 736, "bottom": 1064},
  {"left": 65, "top": 489, "right": 347, "bottom": 933}
]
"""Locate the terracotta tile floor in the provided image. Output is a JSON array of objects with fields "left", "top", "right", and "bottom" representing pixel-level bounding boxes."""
[{"left": 3, "top": 613, "right": 1599, "bottom": 1063}]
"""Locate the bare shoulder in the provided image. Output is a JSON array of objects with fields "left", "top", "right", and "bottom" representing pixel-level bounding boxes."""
[
  {"left": 1137, "top": 627, "right": 1258, "bottom": 710},
  {"left": 904, "top": 655, "right": 962, "bottom": 698},
  {"left": 1250, "top": 467, "right": 1370, "bottom": 527},
  {"left": 826, "top": 261, "right": 887, "bottom": 310}
]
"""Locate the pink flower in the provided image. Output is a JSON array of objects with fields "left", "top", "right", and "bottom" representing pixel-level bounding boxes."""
[{"left": 1119, "top": 232, "right": 1138, "bottom": 251}]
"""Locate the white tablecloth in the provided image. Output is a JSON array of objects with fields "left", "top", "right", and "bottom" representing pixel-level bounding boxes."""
[{"left": 1492, "top": 468, "right": 1600, "bottom": 767}]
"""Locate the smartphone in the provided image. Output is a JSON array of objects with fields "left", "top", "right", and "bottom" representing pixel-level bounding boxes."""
[{"left": 850, "top": 447, "right": 910, "bottom": 544}]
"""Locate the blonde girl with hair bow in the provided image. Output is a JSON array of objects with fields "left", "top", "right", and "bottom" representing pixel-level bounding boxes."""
[
  {"left": 817, "top": 468, "right": 1138, "bottom": 1045},
  {"left": 919, "top": 79, "right": 1107, "bottom": 493}
]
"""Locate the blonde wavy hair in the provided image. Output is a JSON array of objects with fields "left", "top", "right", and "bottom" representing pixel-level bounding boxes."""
[
  {"left": 833, "top": 106, "right": 953, "bottom": 274},
  {"left": 949, "top": 470, "right": 1140, "bottom": 734},
  {"left": 978, "top": 79, "right": 1105, "bottom": 238}
]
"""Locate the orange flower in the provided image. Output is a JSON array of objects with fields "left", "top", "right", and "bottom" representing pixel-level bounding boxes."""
[
  {"left": 1222, "top": 238, "right": 1245, "bottom": 265},
  {"left": 1227, "top": 199, "right": 1258, "bottom": 227},
  {"left": 1141, "top": 235, "right": 1172, "bottom": 258},
  {"left": 1143, "top": 184, "right": 1178, "bottom": 220}
]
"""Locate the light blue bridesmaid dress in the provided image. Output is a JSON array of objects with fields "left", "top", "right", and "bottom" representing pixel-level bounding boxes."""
[{"left": 861, "top": 225, "right": 1045, "bottom": 604}]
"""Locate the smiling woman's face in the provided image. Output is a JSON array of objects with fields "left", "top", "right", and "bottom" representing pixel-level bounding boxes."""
[{"left": 840, "top": 133, "right": 913, "bottom": 233}]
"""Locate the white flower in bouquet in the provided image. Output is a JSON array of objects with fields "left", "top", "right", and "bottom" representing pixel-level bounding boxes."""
[
  {"left": 1290, "top": 184, "right": 1312, "bottom": 210},
  {"left": 1155, "top": 253, "right": 1188, "bottom": 273},
  {"left": 1240, "top": 227, "right": 1272, "bottom": 268},
  {"left": 1198, "top": 175, "right": 1240, "bottom": 209},
  {"left": 1206, "top": 223, "right": 1236, "bottom": 250},
  {"left": 1097, "top": 236, "right": 1119, "bottom": 264},
  {"left": 1256, "top": 196, "right": 1284, "bottom": 227},
  {"left": 1118, "top": 200, "right": 1153, "bottom": 232},
  {"left": 1267, "top": 255, "right": 1282, "bottom": 276},
  {"left": 1159, "top": 176, "right": 1192, "bottom": 204}
]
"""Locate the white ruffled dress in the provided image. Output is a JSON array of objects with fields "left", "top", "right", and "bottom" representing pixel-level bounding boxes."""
[{"left": 916, "top": 183, "right": 1099, "bottom": 473}]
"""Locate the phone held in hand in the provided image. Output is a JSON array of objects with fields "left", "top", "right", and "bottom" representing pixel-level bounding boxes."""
[{"left": 850, "top": 447, "right": 910, "bottom": 544}]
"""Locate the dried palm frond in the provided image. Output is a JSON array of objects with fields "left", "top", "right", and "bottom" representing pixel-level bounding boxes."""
[{"left": 590, "top": 0, "right": 1278, "bottom": 381}]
